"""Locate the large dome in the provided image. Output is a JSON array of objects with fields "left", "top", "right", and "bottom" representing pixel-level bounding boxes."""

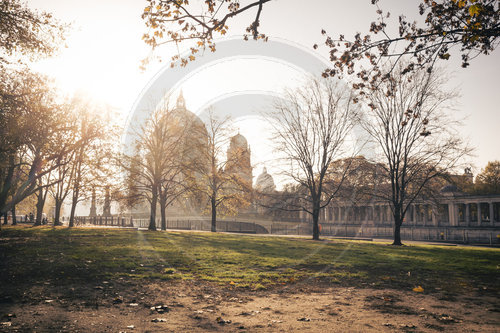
[
  {"left": 172, "top": 91, "right": 206, "bottom": 130},
  {"left": 255, "top": 167, "right": 275, "bottom": 193},
  {"left": 230, "top": 133, "right": 248, "bottom": 148}
]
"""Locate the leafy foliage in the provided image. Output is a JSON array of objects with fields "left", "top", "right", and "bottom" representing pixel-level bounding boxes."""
[
  {"left": 321, "top": 0, "right": 499, "bottom": 90},
  {"left": 0, "top": 71, "right": 72, "bottom": 217},
  {"left": 0, "top": 0, "right": 68, "bottom": 65},
  {"left": 141, "top": 0, "right": 270, "bottom": 68},
  {"left": 474, "top": 161, "right": 500, "bottom": 194}
]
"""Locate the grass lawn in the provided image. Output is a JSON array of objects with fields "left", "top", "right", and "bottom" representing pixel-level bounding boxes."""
[{"left": 1, "top": 226, "right": 499, "bottom": 295}]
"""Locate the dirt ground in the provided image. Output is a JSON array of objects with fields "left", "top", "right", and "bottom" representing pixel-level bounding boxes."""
[{"left": 0, "top": 279, "right": 499, "bottom": 332}]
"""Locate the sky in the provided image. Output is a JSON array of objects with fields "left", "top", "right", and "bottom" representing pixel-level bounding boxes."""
[{"left": 28, "top": 0, "right": 500, "bottom": 180}]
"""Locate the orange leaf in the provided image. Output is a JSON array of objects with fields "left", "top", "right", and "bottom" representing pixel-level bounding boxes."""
[{"left": 413, "top": 286, "right": 424, "bottom": 293}]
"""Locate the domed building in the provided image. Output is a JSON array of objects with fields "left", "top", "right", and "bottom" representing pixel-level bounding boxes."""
[
  {"left": 255, "top": 167, "right": 276, "bottom": 193},
  {"left": 129, "top": 91, "right": 209, "bottom": 218},
  {"left": 171, "top": 91, "right": 208, "bottom": 163}
]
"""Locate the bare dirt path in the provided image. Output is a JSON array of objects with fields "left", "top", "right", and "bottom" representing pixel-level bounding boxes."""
[{"left": 1, "top": 280, "right": 498, "bottom": 332}]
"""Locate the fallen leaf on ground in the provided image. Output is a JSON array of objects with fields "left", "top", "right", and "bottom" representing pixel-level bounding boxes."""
[
  {"left": 151, "top": 318, "right": 167, "bottom": 322},
  {"left": 413, "top": 286, "right": 424, "bottom": 293},
  {"left": 216, "top": 316, "right": 231, "bottom": 324}
]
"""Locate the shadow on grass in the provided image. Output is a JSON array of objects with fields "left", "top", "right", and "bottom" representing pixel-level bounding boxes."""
[{"left": 0, "top": 226, "right": 498, "bottom": 304}]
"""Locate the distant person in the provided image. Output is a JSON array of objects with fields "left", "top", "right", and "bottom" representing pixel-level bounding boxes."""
[{"left": 29, "top": 212, "right": 34, "bottom": 223}]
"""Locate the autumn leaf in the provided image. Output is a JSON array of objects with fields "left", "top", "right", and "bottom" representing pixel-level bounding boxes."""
[
  {"left": 413, "top": 286, "right": 424, "bottom": 293},
  {"left": 469, "top": 4, "right": 481, "bottom": 17}
]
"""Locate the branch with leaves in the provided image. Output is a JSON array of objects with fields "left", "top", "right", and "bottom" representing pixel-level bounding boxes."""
[
  {"left": 320, "top": 0, "right": 499, "bottom": 92},
  {"left": 141, "top": 0, "right": 271, "bottom": 68}
]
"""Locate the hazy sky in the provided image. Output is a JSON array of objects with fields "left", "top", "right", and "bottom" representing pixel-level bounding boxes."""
[{"left": 29, "top": 0, "right": 500, "bottom": 175}]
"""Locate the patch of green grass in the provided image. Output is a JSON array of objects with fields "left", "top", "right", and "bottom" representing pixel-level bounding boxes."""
[{"left": 0, "top": 226, "right": 499, "bottom": 295}]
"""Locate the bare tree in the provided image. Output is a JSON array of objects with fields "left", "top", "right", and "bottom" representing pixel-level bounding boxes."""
[
  {"left": 269, "top": 77, "right": 357, "bottom": 240},
  {"left": 361, "top": 63, "right": 471, "bottom": 245},
  {"left": 184, "top": 110, "right": 250, "bottom": 232},
  {"left": 122, "top": 99, "right": 186, "bottom": 231}
]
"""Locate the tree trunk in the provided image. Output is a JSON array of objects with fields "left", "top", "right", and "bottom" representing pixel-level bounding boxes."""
[
  {"left": 34, "top": 187, "right": 45, "bottom": 226},
  {"left": 2, "top": 212, "right": 7, "bottom": 225},
  {"left": 211, "top": 197, "right": 217, "bottom": 232},
  {"left": 312, "top": 213, "right": 320, "bottom": 240},
  {"left": 70, "top": 148, "right": 83, "bottom": 228},
  {"left": 11, "top": 205, "right": 16, "bottom": 225},
  {"left": 69, "top": 183, "right": 80, "bottom": 227},
  {"left": 54, "top": 200, "right": 63, "bottom": 226},
  {"left": 392, "top": 222, "right": 403, "bottom": 245},
  {"left": 312, "top": 202, "right": 320, "bottom": 240},
  {"left": 69, "top": 199, "right": 78, "bottom": 228},
  {"left": 0, "top": 154, "right": 15, "bottom": 220},
  {"left": 392, "top": 205, "right": 403, "bottom": 245},
  {"left": 160, "top": 199, "right": 167, "bottom": 231},
  {"left": 149, "top": 189, "right": 157, "bottom": 231}
]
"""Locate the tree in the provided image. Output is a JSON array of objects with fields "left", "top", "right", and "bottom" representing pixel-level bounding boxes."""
[
  {"left": 67, "top": 98, "right": 119, "bottom": 227},
  {"left": 141, "top": 0, "right": 270, "bottom": 67},
  {"left": 0, "top": 71, "right": 73, "bottom": 222},
  {"left": 49, "top": 114, "right": 79, "bottom": 226},
  {"left": 322, "top": 0, "right": 499, "bottom": 91},
  {"left": 141, "top": 1, "right": 498, "bottom": 74},
  {"left": 184, "top": 110, "right": 250, "bottom": 232},
  {"left": 474, "top": 161, "right": 500, "bottom": 194},
  {"left": 0, "top": 0, "right": 67, "bottom": 224},
  {"left": 122, "top": 100, "right": 186, "bottom": 231},
  {"left": 33, "top": 175, "right": 50, "bottom": 226},
  {"left": 326, "top": 156, "right": 385, "bottom": 204},
  {"left": 360, "top": 64, "right": 471, "bottom": 245},
  {"left": 0, "top": 0, "right": 67, "bottom": 66},
  {"left": 268, "top": 77, "right": 356, "bottom": 240}
]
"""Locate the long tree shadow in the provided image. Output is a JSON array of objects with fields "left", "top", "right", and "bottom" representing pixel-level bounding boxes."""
[{"left": 0, "top": 226, "right": 499, "bottom": 313}]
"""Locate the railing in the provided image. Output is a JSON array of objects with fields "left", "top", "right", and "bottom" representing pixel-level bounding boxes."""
[
  {"left": 74, "top": 216, "right": 268, "bottom": 234},
  {"left": 73, "top": 216, "right": 500, "bottom": 245}
]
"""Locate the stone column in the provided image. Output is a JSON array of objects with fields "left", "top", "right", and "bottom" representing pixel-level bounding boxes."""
[
  {"left": 449, "top": 204, "right": 457, "bottom": 226},
  {"left": 103, "top": 186, "right": 111, "bottom": 217},
  {"left": 489, "top": 202, "right": 494, "bottom": 223},
  {"left": 465, "top": 203, "right": 470, "bottom": 226},
  {"left": 489, "top": 202, "right": 498, "bottom": 225},
  {"left": 89, "top": 189, "right": 97, "bottom": 217},
  {"left": 477, "top": 203, "right": 482, "bottom": 225}
]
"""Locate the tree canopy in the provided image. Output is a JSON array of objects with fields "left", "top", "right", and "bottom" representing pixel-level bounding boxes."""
[
  {"left": 141, "top": 0, "right": 499, "bottom": 83},
  {"left": 141, "top": 0, "right": 270, "bottom": 67},
  {"left": 474, "top": 161, "right": 500, "bottom": 194},
  {"left": 0, "top": 0, "right": 68, "bottom": 66},
  {"left": 322, "top": 0, "right": 499, "bottom": 90}
]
